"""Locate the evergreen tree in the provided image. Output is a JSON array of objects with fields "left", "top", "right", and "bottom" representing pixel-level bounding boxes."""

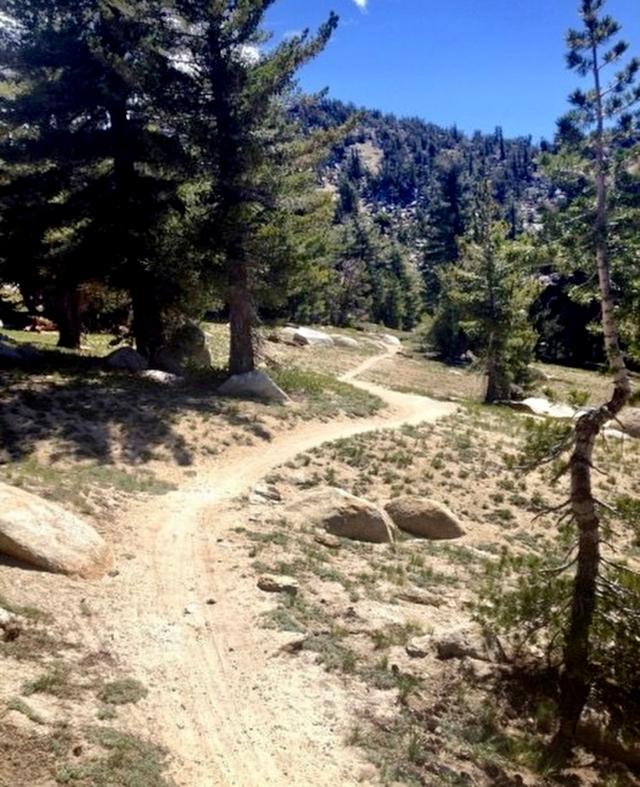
[
  {"left": 0, "top": 0, "right": 192, "bottom": 354},
  {"left": 172, "top": 0, "right": 338, "bottom": 375},
  {"left": 431, "top": 181, "right": 538, "bottom": 402},
  {"left": 550, "top": 0, "right": 638, "bottom": 751}
]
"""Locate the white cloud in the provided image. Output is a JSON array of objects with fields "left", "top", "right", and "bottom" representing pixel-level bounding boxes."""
[{"left": 352, "top": 0, "right": 368, "bottom": 10}]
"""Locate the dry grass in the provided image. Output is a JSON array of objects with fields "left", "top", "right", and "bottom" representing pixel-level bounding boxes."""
[{"left": 238, "top": 402, "right": 640, "bottom": 786}]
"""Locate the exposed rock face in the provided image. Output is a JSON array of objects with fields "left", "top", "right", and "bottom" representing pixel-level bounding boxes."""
[
  {"left": 385, "top": 497, "right": 464, "bottom": 540},
  {"left": 618, "top": 407, "right": 640, "bottom": 439},
  {"left": 287, "top": 487, "right": 395, "bottom": 544},
  {"left": 217, "top": 370, "right": 290, "bottom": 404},
  {"left": 0, "top": 482, "right": 113, "bottom": 577},
  {"left": 105, "top": 347, "right": 148, "bottom": 373},
  {"left": 330, "top": 335, "right": 360, "bottom": 348}
]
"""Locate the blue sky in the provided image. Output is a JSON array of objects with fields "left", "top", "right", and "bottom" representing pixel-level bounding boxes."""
[{"left": 265, "top": 0, "right": 639, "bottom": 141}]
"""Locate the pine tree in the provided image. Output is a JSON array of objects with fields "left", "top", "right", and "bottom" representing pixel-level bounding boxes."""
[
  {"left": 172, "top": 0, "right": 338, "bottom": 376},
  {"left": 0, "top": 0, "right": 191, "bottom": 354},
  {"left": 550, "top": 0, "right": 638, "bottom": 750},
  {"left": 431, "top": 181, "right": 538, "bottom": 402}
]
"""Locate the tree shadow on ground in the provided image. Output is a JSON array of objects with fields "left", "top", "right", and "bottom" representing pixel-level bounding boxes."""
[
  {"left": 493, "top": 665, "right": 640, "bottom": 785},
  {"left": 0, "top": 348, "right": 274, "bottom": 471}
]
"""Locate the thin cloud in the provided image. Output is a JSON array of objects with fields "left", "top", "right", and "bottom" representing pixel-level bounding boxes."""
[{"left": 352, "top": 0, "right": 368, "bottom": 10}]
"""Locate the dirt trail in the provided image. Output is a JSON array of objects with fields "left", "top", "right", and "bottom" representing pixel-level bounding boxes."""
[{"left": 93, "top": 349, "right": 456, "bottom": 787}]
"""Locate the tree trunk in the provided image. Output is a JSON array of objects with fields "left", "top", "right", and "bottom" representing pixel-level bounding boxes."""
[
  {"left": 131, "top": 277, "right": 165, "bottom": 361},
  {"left": 56, "top": 285, "right": 82, "bottom": 350},
  {"left": 554, "top": 35, "right": 632, "bottom": 751},
  {"left": 228, "top": 261, "right": 256, "bottom": 376}
]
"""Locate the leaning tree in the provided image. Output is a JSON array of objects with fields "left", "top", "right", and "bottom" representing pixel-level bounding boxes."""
[{"left": 553, "top": 0, "right": 639, "bottom": 749}]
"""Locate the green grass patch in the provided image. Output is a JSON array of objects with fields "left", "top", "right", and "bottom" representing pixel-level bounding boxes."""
[
  {"left": 271, "top": 366, "right": 383, "bottom": 418},
  {"left": 55, "top": 727, "right": 172, "bottom": 787},
  {"left": 97, "top": 679, "right": 148, "bottom": 706}
]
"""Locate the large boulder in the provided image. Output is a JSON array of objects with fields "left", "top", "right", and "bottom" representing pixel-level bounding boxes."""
[
  {"left": 154, "top": 323, "right": 212, "bottom": 374},
  {"left": 330, "top": 335, "right": 360, "bottom": 349},
  {"left": 170, "top": 323, "right": 212, "bottom": 368},
  {"left": 0, "top": 340, "right": 24, "bottom": 366},
  {"left": 287, "top": 487, "right": 395, "bottom": 544},
  {"left": 384, "top": 496, "right": 464, "bottom": 540},
  {"left": 378, "top": 334, "right": 401, "bottom": 347},
  {"left": 0, "top": 482, "right": 113, "bottom": 578},
  {"left": 105, "top": 347, "right": 148, "bottom": 373},
  {"left": 0, "top": 339, "right": 42, "bottom": 368},
  {"left": 508, "top": 397, "right": 576, "bottom": 420},
  {"left": 618, "top": 408, "right": 640, "bottom": 439},
  {"left": 217, "top": 370, "right": 290, "bottom": 404},
  {"left": 279, "top": 327, "right": 334, "bottom": 347}
]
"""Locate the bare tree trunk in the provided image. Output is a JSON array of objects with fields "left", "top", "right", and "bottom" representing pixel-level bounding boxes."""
[
  {"left": 228, "top": 261, "right": 256, "bottom": 376},
  {"left": 554, "top": 38, "right": 632, "bottom": 751},
  {"left": 56, "top": 285, "right": 82, "bottom": 350},
  {"left": 131, "top": 277, "right": 165, "bottom": 361}
]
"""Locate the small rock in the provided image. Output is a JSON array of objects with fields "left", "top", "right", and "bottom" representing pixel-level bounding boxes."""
[
  {"left": 252, "top": 483, "right": 282, "bottom": 502},
  {"left": 406, "top": 635, "right": 431, "bottom": 659},
  {"left": 140, "top": 369, "right": 184, "bottom": 385},
  {"left": 463, "top": 658, "right": 497, "bottom": 682},
  {"left": 314, "top": 533, "right": 342, "bottom": 550},
  {"left": 378, "top": 334, "right": 401, "bottom": 347},
  {"left": 184, "top": 604, "right": 197, "bottom": 616},
  {"left": 0, "top": 608, "right": 22, "bottom": 642},
  {"left": 434, "top": 624, "right": 504, "bottom": 663},
  {"left": 395, "top": 588, "right": 444, "bottom": 607},
  {"left": 257, "top": 575, "right": 298, "bottom": 595},
  {"left": 357, "top": 764, "right": 379, "bottom": 783}
]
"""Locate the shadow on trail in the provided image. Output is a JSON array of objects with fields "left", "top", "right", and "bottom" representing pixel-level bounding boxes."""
[{"left": 0, "top": 347, "right": 271, "bottom": 470}]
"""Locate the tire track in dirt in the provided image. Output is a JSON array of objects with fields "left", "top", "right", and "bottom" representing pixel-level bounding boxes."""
[{"left": 99, "top": 349, "right": 457, "bottom": 786}]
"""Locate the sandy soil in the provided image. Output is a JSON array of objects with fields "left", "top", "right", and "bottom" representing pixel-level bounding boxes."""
[{"left": 70, "top": 348, "right": 456, "bottom": 787}]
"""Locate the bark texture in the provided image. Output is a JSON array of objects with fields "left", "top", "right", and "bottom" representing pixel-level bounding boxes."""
[{"left": 56, "top": 285, "right": 82, "bottom": 350}]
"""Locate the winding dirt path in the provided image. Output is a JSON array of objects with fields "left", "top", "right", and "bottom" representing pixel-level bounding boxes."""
[{"left": 97, "top": 349, "right": 456, "bottom": 786}]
